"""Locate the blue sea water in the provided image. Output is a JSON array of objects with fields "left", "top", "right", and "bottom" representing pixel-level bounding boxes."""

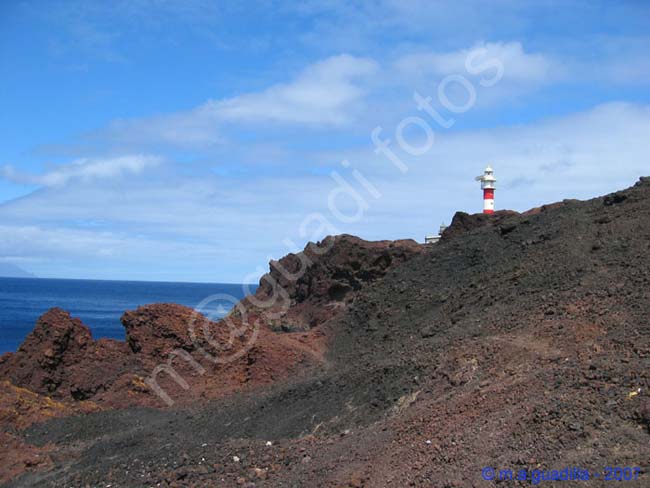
[{"left": 0, "top": 277, "right": 256, "bottom": 354}]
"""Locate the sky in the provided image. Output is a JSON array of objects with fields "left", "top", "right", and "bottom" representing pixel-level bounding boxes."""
[{"left": 1, "top": 0, "right": 649, "bottom": 283}]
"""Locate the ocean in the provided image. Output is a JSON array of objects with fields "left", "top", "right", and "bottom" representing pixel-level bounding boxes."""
[{"left": 0, "top": 277, "right": 256, "bottom": 354}]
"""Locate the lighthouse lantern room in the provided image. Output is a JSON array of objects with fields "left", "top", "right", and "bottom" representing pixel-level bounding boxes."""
[{"left": 475, "top": 165, "right": 496, "bottom": 214}]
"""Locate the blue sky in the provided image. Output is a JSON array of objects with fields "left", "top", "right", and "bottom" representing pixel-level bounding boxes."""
[{"left": 1, "top": 0, "right": 649, "bottom": 282}]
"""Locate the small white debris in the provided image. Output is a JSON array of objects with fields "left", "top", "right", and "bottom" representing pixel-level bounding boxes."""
[
  {"left": 201, "top": 443, "right": 208, "bottom": 447},
  {"left": 233, "top": 456, "right": 240, "bottom": 463},
  {"left": 425, "top": 440, "right": 432, "bottom": 445},
  {"left": 265, "top": 441, "right": 272, "bottom": 447}
]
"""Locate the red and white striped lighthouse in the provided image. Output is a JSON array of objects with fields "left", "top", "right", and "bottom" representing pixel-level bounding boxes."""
[{"left": 475, "top": 165, "right": 496, "bottom": 214}]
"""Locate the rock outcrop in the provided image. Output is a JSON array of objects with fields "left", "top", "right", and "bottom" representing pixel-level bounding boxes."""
[
  {"left": 122, "top": 303, "right": 201, "bottom": 359},
  {"left": 440, "top": 209, "right": 519, "bottom": 241},
  {"left": 0, "top": 235, "right": 423, "bottom": 428},
  {"left": 0, "top": 308, "right": 93, "bottom": 395},
  {"left": 252, "top": 234, "right": 423, "bottom": 331},
  {"left": 0, "top": 309, "right": 136, "bottom": 401}
]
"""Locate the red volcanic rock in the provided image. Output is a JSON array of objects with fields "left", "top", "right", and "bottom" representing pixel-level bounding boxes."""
[
  {"left": 0, "top": 308, "right": 92, "bottom": 395},
  {"left": 120, "top": 303, "right": 255, "bottom": 371},
  {"left": 252, "top": 234, "right": 424, "bottom": 331},
  {"left": 65, "top": 338, "right": 137, "bottom": 401},
  {"left": 121, "top": 303, "right": 199, "bottom": 359},
  {"left": 116, "top": 301, "right": 327, "bottom": 398},
  {"left": 0, "top": 309, "right": 136, "bottom": 402}
]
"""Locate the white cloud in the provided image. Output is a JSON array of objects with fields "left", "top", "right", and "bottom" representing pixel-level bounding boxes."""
[
  {"left": 211, "top": 54, "right": 379, "bottom": 125},
  {"left": 395, "top": 41, "right": 561, "bottom": 85},
  {"left": 0, "top": 155, "right": 161, "bottom": 187},
  {"left": 93, "top": 54, "right": 379, "bottom": 149},
  {"left": 429, "top": 102, "right": 650, "bottom": 201},
  {"left": 55, "top": 39, "right": 649, "bottom": 153}
]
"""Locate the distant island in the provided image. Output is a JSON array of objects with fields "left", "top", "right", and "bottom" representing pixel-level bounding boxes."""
[{"left": 0, "top": 263, "right": 36, "bottom": 278}]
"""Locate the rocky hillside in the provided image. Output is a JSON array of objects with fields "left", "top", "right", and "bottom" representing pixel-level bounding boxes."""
[
  {"left": 0, "top": 235, "right": 422, "bottom": 484},
  {"left": 2, "top": 179, "right": 650, "bottom": 486},
  {"left": 0, "top": 235, "right": 422, "bottom": 412}
]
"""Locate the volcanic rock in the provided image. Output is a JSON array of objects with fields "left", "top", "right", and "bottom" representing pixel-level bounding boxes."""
[
  {"left": 0, "top": 235, "right": 422, "bottom": 421},
  {"left": 0, "top": 309, "right": 94, "bottom": 395},
  {"left": 252, "top": 234, "right": 423, "bottom": 331},
  {"left": 122, "top": 303, "right": 201, "bottom": 359},
  {"left": 440, "top": 209, "right": 519, "bottom": 241}
]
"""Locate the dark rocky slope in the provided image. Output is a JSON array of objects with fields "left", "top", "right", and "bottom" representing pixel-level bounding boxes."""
[{"left": 3, "top": 179, "right": 650, "bottom": 486}]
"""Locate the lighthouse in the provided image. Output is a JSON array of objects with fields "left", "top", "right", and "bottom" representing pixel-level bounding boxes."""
[{"left": 475, "top": 165, "right": 496, "bottom": 214}]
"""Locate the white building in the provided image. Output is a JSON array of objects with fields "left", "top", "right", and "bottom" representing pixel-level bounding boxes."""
[{"left": 425, "top": 223, "right": 448, "bottom": 244}]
